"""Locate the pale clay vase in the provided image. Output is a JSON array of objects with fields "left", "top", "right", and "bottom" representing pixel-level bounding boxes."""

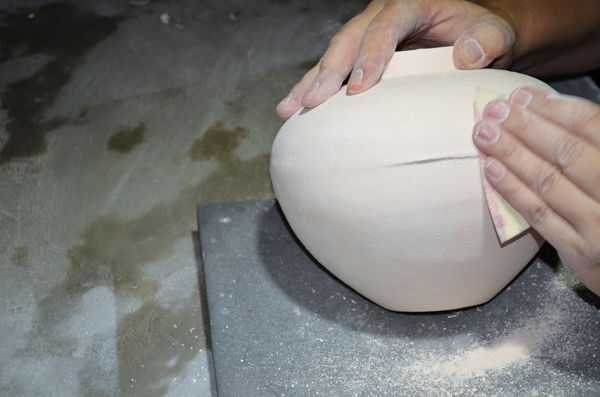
[{"left": 270, "top": 47, "right": 547, "bottom": 312}]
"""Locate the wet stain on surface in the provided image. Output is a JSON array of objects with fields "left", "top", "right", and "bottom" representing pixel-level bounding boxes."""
[
  {"left": 188, "top": 122, "right": 248, "bottom": 163},
  {"left": 0, "top": 29, "right": 331, "bottom": 391},
  {"left": 78, "top": 380, "right": 112, "bottom": 397},
  {"left": 11, "top": 246, "right": 28, "bottom": 268},
  {"left": 117, "top": 300, "right": 203, "bottom": 395},
  {"left": 107, "top": 123, "right": 146, "bottom": 153},
  {"left": 20, "top": 334, "right": 77, "bottom": 358},
  {"left": 19, "top": 118, "right": 271, "bottom": 394},
  {"left": 0, "top": 2, "right": 122, "bottom": 165},
  {"left": 0, "top": 8, "right": 327, "bottom": 391},
  {"left": 0, "top": 1, "right": 381, "bottom": 394}
]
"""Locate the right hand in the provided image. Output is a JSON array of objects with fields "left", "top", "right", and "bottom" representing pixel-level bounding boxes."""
[
  {"left": 473, "top": 87, "right": 600, "bottom": 297},
  {"left": 276, "top": 0, "right": 516, "bottom": 120}
]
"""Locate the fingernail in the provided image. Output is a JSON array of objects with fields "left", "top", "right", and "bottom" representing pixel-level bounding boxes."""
[
  {"left": 276, "top": 94, "right": 295, "bottom": 117},
  {"left": 277, "top": 93, "right": 293, "bottom": 110},
  {"left": 485, "top": 101, "right": 510, "bottom": 122},
  {"left": 474, "top": 120, "right": 500, "bottom": 144},
  {"left": 461, "top": 39, "right": 483, "bottom": 65},
  {"left": 485, "top": 158, "right": 506, "bottom": 181},
  {"left": 347, "top": 69, "right": 363, "bottom": 92},
  {"left": 511, "top": 89, "right": 532, "bottom": 108},
  {"left": 304, "top": 82, "right": 319, "bottom": 97}
]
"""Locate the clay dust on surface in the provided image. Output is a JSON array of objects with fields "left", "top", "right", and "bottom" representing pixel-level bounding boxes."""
[
  {"left": 373, "top": 266, "right": 599, "bottom": 396},
  {"left": 408, "top": 339, "right": 530, "bottom": 379}
]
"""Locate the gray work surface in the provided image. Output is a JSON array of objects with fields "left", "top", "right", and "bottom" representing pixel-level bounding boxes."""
[
  {"left": 2, "top": 1, "right": 600, "bottom": 395},
  {"left": 1, "top": 1, "right": 369, "bottom": 394},
  {"left": 198, "top": 200, "right": 600, "bottom": 396}
]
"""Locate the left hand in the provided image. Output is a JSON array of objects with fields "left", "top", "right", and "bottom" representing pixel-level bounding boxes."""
[
  {"left": 473, "top": 87, "right": 600, "bottom": 296},
  {"left": 276, "top": 0, "right": 517, "bottom": 120}
]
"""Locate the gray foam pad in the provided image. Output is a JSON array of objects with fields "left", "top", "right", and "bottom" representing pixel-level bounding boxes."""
[{"left": 197, "top": 200, "right": 600, "bottom": 396}]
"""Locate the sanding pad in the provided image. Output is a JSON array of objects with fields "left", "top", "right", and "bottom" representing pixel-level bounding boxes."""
[{"left": 197, "top": 200, "right": 600, "bottom": 396}]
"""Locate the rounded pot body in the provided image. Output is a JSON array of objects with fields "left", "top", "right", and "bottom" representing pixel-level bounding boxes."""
[{"left": 270, "top": 47, "right": 546, "bottom": 312}]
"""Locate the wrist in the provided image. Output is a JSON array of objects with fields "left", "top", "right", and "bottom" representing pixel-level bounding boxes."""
[{"left": 477, "top": 0, "right": 600, "bottom": 75}]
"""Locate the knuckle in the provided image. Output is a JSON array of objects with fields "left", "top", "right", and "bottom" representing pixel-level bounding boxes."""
[
  {"left": 345, "top": 9, "right": 372, "bottom": 28},
  {"left": 571, "top": 239, "right": 600, "bottom": 269},
  {"left": 291, "top": 81, "right": 307, "bottom": 95},
  {"left": 581, "top": 107, "right": 600, "bottom": 132},
  {"left": 554, "top": 136, "right": 584, "bottom": 172},
  {"left": 316, "top": 58, "right": 345, "bottom": 82},
  {"left": 362, "top": 0, "right": 385, "bottom": 16},
  {"left": 328, "top": 29, "right": 354, "bottom": 48},
  {"left": 343, "top": 14, "right": 362, "bottom": 28},
  {"left": 487, "top": 18, "right": 516, "bottom": 49},
  {"left": 501, "top": 177, "right": 525, "bottom": 203},
  {"left": 365, "top": 18, "right": 397, "bottom": 37},
  {"left": 567, "top": 101, "right": 600, "bottom": 133},
  {"left": 584, "top": 217, "right": 600, "bottom": 254},
  {"left": 497, "top": 135, "right": 520, "bottom": 162},
  {"left": 590, "top": 245, "right": 600, "bottom": 265},
  {"left": 532, "top": 167, "right": 560, "bottom": 197},
  {"left": 527, "top": 201, "right": 553, "bottom": 226},
  {"left": 316, "top": 58, "right": 331, "bottom": 76},
  {"left": 584, "top": 244, "right": 600, "bottom": 263}
]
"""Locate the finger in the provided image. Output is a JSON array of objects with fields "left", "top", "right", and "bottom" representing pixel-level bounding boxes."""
[
  {"left": 496, "top": 92, "right": 600, "bottom": 202},
  {"left": 301, "top": 1, "right": 385, "bottom": 108},
  {"left": 453, "top": 18, "right": 515, "bottom": 70},
  {"left": 276, "top": 63, "right": 320, "bottom": 119},
  {"left": 481, "top": 156, "right": 580, "bottom": 255},
  {"left": 473, "top": 116, "right": 599, "bottom": 233},
  {"left": 510, "top": 87, "right": 600, "bottom": 149},
  {"left": 347, "top": 4, "right": 423, "bottom": 95}
]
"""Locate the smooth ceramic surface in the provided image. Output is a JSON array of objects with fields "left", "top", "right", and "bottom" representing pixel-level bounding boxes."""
[{"left": 271, "top": 47, "right": 548, "bottom": 312}]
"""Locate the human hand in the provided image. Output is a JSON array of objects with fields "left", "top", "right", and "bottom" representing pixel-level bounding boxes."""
[
  {"left": 473, "top": 87, "right": 600, "bottom": 296},
  {"left": 276, "top": 0, "right": 516, "bottom": 119}
]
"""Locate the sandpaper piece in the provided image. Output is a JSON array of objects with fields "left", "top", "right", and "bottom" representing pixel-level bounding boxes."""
[
  {"left": 197, "top": 200, "right": 600, "bottom": 396},
  {"left": 475, "top": 88, "right": 531, "bottom": 243}
]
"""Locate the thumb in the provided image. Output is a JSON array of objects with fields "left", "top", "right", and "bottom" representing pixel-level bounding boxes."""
[{"left": 452, "top": 19, "right": 516, "bottom": 70}]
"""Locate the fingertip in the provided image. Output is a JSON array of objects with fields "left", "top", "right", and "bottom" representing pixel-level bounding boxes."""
[
  {"left": 300, "top": 96, "right": 315, "bottom": 109},
  {"left": 346, "top": 84, "right": 364, "bottom": 95},
  {"left": 300, "top": 81, "right": 323, "bottom": 108},
  {"left": 346, "top": 68, "right": 363, "bottom": 94},
  {"left": 515, "top": 86, "right": 556, "bottom": 100},
  {"left": 346, "top": 76, "right": 380, "bottom": 95},
  {"left": 302, "top": 78, "right": 348, "bottom": 108},
  {"left": 454, "top": 37, "right": 490, "bottom": 70},
  {"left": 484, "top": 157, "right": 507, "bottom": 181},
  {"left": 275, "top": 105, "right": 292, "bottom": 119},
  {"left": 301, "top": 95, "right": 324, "bottom": 109},
  {"left": 453, "top": 19, "right": 515, "bottom": 70},
  {"left": 455, "top": 38, "right": 485, "bottom": 69},
  {"left": 346, "top": 62, "right": 384, "bottom": 95},
  {"left": 276, "top": 93, "right": 292, "bottom": 112},
  {"left": 509, "top": 87, "right": 533, "bottom": 108},
  {"left": 276, "top": 93, "right": 301, "bottom": 119},
  {"left": 473, "top": 118, "right": 501, "bottom": 145},
  {"left": 483, "top": 100, "right": 510, "bottom": 123}
]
